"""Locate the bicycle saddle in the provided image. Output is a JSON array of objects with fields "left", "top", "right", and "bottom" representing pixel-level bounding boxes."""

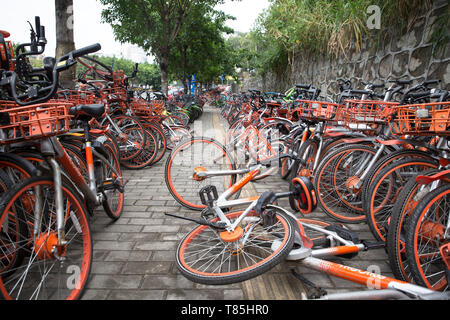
[
  {"left": 0, "top": 30, "right": 10, "bottom": 38},
  {"left": 69, "top": 104, "right": 105, "bottom": 120}
]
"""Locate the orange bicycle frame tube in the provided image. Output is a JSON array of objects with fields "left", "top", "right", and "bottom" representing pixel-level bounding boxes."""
[
  {"left": 300, "top": 256, "right": 433, "bottom": 295},
  {"left": 55, "top": 139, "right": 98, "bottom": 205},
  {"left": 218, "top": 167, "right": 261, "bottom": 202}
]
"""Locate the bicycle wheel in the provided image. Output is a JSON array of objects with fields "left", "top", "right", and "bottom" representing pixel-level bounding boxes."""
[
  {"left": 120, "top": 129, "right": 158, "bottom": 170},
  {"left": 142, "top": 121, "right": 167, "bottom": 165},
  {"left": 0, "top": 169, "right": 22, "bottom": 278},
  {"left": 165, "top": 137, "right": 237, "bottom": 211},
  {"left": 164, "top": 115, "right": 185, "bottom": 127},
  {"left": 0, "top": 152, "right": 37, "bottom": 183},
  {"left": 175, "top": 208, "right": 295, "bottom": 285},
  {"left": 0, "top": 176, "right": 92, "bottom": 300},
  {"left": 172, "top": 111, "right": 189, "bottom": 127},
  {"left": 280, "top": 139, "right": 300, "bottom": 180},
  {"left": 164, "top": 126, "right": 191, "bottom": 151},
  {"left": 405, "top": 183, "right": 450, "bottom": 291},
  {"left": 100, "top": 140, "right": 125, "bottom": 221},
  {"left": 386, "top": 169, "right": 439, "bottom": 283},
  {"left": 364, "top": 158, "right": 438, "bottom": 242},
  {"left": 225, "top": 119, "right": 244, "bottom": 146},
  {"left": 361, "top": 149, "right": 435, "bottom": 206},
  {"left": 106, "top": 115, "right": 147, "bottom": 161},
  {"left": 314, "top": 144, "right": 378, "bottom": 223}
]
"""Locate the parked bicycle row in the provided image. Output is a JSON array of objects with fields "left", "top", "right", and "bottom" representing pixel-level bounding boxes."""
[
  {"left": 0, "top": 17, "right": 205, "bottom": 299},
  {"left": 164, "top": 75, "right": 449, "bottom": 299}
]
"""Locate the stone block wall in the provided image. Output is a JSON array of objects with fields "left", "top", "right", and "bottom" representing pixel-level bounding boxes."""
[{"left": 242, "top": 1, "right": 449, "bottom": 98}]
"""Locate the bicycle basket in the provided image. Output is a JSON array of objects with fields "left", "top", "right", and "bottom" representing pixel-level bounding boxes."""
[
  {"left": 292, "top": 100, "right": 343, "bottom": 123},
  {"left": 0, "top": 102, "right": 72, "bottom": 144},
  {"left": 54, "top": 90, "right": 99, "bottom": 106},
  {"left": 342, "top": 100, "right": 399, "bottom": 130},
  {"left": 129, "top": 99, "right": 165, "bottom": 117},
  {"left": 390, "top": 102, "right": 450, "bottom": 136},
  {"left": 99, "top": 87, "right": 127, "bottom": 102}
]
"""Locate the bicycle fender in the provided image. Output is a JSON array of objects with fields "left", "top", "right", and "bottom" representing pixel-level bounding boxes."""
[{"left": 416, "top": 169, "right": 450, "bottom": 185}]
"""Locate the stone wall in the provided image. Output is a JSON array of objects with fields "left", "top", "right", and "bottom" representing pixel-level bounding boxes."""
[{"left": 241, "top": 1, "right": 449, "bottom": 97}]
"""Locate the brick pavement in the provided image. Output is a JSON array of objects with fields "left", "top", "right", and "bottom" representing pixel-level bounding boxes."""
[{"left": 82, "top": 106, "right": 394, "bottom": 300}]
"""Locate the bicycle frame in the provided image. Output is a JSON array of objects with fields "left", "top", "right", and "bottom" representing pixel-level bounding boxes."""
[{"left": 35, "top": 134, "right": 122, "bottom": 247}]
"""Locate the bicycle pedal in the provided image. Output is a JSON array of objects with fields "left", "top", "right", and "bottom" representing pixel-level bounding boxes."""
[
  {"left": 199, "top": 185, "right": 218, "bottom": 207},
  {"left": 101, "top": 178, "right": 125, "bottom": 193}
]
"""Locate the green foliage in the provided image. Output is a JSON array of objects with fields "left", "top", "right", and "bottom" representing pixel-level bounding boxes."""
[
  {"left": 99, "top": 0, "right": 227, "bottom": 93},
  {"left": 239, "top": 0, "right": 434, "bottom": 76},
  {"left": 429, "top": 4, "right": 450, "bottom": 57},
  {"left": 168, "top": 4, "right": 236, "bottom": 85}
]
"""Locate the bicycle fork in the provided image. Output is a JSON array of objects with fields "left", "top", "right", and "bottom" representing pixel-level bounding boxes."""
[{"left": 36, "top": 138, "right": 99, "bottom": 250}]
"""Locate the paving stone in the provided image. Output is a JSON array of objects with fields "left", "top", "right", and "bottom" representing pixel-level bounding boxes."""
[
  {"left": 91, "top": 261, "right": 125, "bottom": 274},
  {"left": 128, "top": 218, "right": 165, "bottom": 226},
  {"left": 81, "top": 289, "right": 111, "bottom": 300},
  {"left": 118, "top": 232, "right": 159, "bottom": 241},
  {"left": 151, "top": 251, "right": 176, "bottom": 261},
  {"left": 87, "top": 275, "right": 143, "bottom": 289},
  {"left": 141, "top": 275, "right": 195, "bottom": 289},
  {"left": 92, "top": 232, "right": 122, "bottom": 241},
  {"left": 223, "top": 289, "right": 245, "bottom": 300},
  {"left": 134, "top": 241, "right": 178, "bottom": 251},
  {"left": 100, "top": 224, "right": 144, "bottom": 233},
  {"left": 94, "top": 241, "right": 135, "bottom": 251},
  {"left": 105, "top": 250, "right": 153, "bottom": 262},
  {"left": 107, "top": 290, "right": 166, "bottom": 300},
  {"left": 166, "top": 289, "right": 224, "bottom": 300},
  {"left": 122, "top": 261, "right": 172, "bottom": 275},
  {"left": 123, "top": 212, "right": 153, "bottom": 218},
  {"left": 142, "top": 225, "right": 180, "bottom": 233}
]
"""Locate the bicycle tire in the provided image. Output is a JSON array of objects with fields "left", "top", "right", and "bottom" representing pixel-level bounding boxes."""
[
  {"left": 405, "top": 183, "right": 450, "bottom": 290},
  {"left": 386, "top": 169, "right": 439, "bottom": 283},
  {"left": 175, "top": 208, "right": 295, "bottom": 285},
  {"left": 106, "top": 115, "right": 147, "bottom": 161},
  {"left": 361, "top": 149, "right": 435, "bottom": 206},
  {"left": 142, "top": 121, "right": 167, "bottom": 165},
  {"left": 100, "top": 140, "right": 125, "bottom": 220},
  {"left": 365, "top": 158, "right": 438, "bottom": 242},
  {"left": 0, "top": 152, "right": 37, "bottom": 183},
  {"left": 120, "top": 128, "right": 158, "bottom": 170},
  {"left": 165, "top": 137, "right": 237, "bottom": 211},
  {"left": 314, "top": 144, "right": 378, "bottom": 223}
]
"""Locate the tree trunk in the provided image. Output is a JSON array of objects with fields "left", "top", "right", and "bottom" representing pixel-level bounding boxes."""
[
  {"left": 55, "top": 0, "right": 75, "bottom": 89},
  {"left": 159, "top": 50, "right": 169, "bottom": 96},
  {"left": 182, "top": 77, "right": 188, "bottom": 94}
]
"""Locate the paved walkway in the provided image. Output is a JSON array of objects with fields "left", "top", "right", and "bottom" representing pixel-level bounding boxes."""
[{"left": 83, "top": 106, "right": 394, "bottom": 300}]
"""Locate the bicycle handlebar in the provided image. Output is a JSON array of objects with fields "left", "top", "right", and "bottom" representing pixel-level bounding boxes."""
[
  {"left": 3, "top": 43, "right": 102, "bottom": 106},
  {"left": 58, "top": 43, "right": 102, "bottom": 63}
]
